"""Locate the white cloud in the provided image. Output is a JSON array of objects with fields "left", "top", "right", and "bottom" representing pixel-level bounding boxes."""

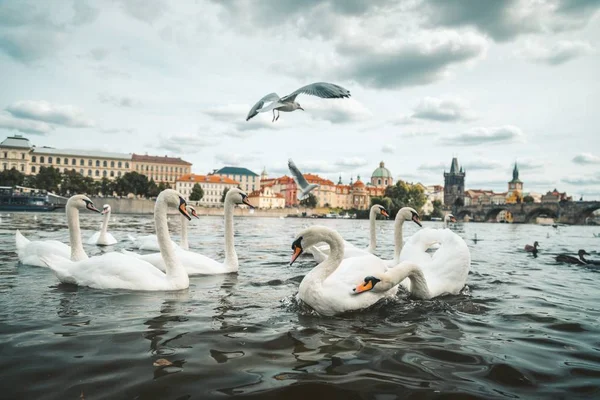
[
  {"left": 442, "top": 125, "right": 524, "bottom": 146},
  {"left": 215, "top": 152, "right": 259, "bottom": 166},
  {"left": 335, "top": 157, "right": 369, "bottom": 168},
  {"left": 562, "top": 174, "right": 600, "bottom": 186},
  {"left": 156, "top": 134, "right": 218, "bottom": 154},
  {"left": 98, "top": 93, "right": 141, "bottom": 108},
  {"left": 0, "top": 114, "right": 53, "bottom": 135},
  {"left": 6, "top": 100, "right": 95, "bottom": 128},
  {"left": 519, "top": 40, "right": 594, "bottom": 65},
  {"left": 572, "top": 153, "right": 600, "bottom": 165},
  {"left": 306, "top": 98, "right": 372, "bottom": 124},
  {"left": 382, "top": 144, "right": 395, "bottom": 154},
  {"left": 411, "top": 96, "right": 476, "bottom": 122}
]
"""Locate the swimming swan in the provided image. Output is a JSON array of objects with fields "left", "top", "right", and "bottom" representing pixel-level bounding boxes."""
[
  {"left": 383, "top": 207, "right": 422, "bottom": 267},
  {"left": 126, "top": 188, "right": 253, "bottom": 275},
  {"left": 307, "top": 205, "right": 389, "bottom": 262},
  {"left": 15, "top": 195, "right": 101, "bottom": 267},
  {"left": 126, "top": 205, "right": 197, "bottom": 250},
  {"left": 40, "top": 189, "right": 192, "bottom": 291},
  {"left": 87, "top": 204, "right": 118, "bottom": 246},
  {"left": 289, "top": 225, "right": 403, "bottom": 316}
]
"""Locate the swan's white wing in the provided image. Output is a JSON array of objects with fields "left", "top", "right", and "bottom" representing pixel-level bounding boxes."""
[
  {"left": 288, "top": 159, "right": 309, "bottom": 189},
  {"left": 125, "top": 249, "right": 230, "bottom": 275},
  {"left": 87, "top": 231, "right": 101, "bottom": 245},
  {"left": 41, "top": 252, "right": 178, "bottom": 291},
  {"left": 281, "top": 82, "right": 351, "bottom": 103},
  {"left": 18, "top": 239, "right": 71, "bottom": 267},
  {"left": 97, "top": 233, "right": 118, "bottom": 246},
  {"left": 246, "top": 92, "right": 281, "bottom": 121}
]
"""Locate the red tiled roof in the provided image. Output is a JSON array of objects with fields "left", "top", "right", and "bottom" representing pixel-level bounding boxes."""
[
  {"left": 177, "top": 174, "right": 238, "bottom": 184},
  {"left": 133, "top": 153, "right": 192, "bottom": 165}
]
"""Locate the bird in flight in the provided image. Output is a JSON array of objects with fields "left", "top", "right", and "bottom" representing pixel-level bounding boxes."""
[
  {"left": 246, "top": 82, "right": 351, "bottom": 122},
  {"left": 288, "top": 159, "right": 319, "bottom": 201}
]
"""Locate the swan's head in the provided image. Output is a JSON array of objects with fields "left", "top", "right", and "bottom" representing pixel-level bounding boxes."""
[
  {"left": 353, "top": 276, "right": 381, "bottom": 294},
  {"left": 289, "top": 225, "right": 339, "bottom": 266},
  {"left": 158, "top": 189, "right": 192, "bottom": 220},
  {"left": 101, "top": 204, "right": 111, "bottom": 215},
  {"left": 445, "top": 213, "right": 457, "bottom": 223},
  {"left": 68, "top": 194, "right": 101, "bottom": 213},
  {"left": 372, "top": 204, "right": 389, "bottom": 218},
  {"left": 188, "top": 206, "right": 199, "bottom": 219},
  {"left": 397, "top": 207, "right": 421, "bottom": 227},
  {"left": 226, "top": 188, "right": 254, "bottom": 208}
]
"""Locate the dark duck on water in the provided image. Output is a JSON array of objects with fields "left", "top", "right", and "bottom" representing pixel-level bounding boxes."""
[{"left": 555, "top": 249, "right": 593, "bottom": 265}]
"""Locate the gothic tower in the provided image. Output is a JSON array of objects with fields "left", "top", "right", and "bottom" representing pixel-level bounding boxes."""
[{"left": 443, "top": 157, "right": 465, "bottom": 206}]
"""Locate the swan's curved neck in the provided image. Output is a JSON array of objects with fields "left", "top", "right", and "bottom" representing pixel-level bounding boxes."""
[
  {"left": 310, "top": 230, "right": 344, "bottom": 283},
  {"left": 385, "top": 262, "right": 430, "bottom": 299},
  {"left": 368, "top": 208, "right": 377, "bottom": 253},
  {"left": 155, "top": 201, "right": 188, "bottom": 286},
  {"left": 444, "top": 218, "right": 449, "bottom": 228},
  {"left": 393, "top": 217, "right": 405, "bottom": 262},
  {"left": 99, "top": 210, "right": 110, "bottom": 241},
  {"left": 223, "top": 199, "right": 238, "bottom": 271},
  {"left": 66, "top": 204, "right": 87, "bottom": 261},
  {"left": 180, "top": 214, "right": 189, "bottom": 250}
]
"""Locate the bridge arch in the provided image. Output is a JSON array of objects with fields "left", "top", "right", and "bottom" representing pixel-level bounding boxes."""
[
  {"left": 524, "top": 207, "right": 558, "bottom": 224},
  {"left": 456, "top": 209, "right": 473, "bottom": 221},
  {"left": 484, "top": 207, "right": 511, "bottom": 222},
  {"left": 576, "top": 204, "right": 600, "bottom": 225}
]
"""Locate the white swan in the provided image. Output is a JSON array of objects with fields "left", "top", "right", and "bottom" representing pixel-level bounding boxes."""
[
  {"left": 368, "top": 227, "right": 470, "bottom": 298},
  {"left": 40, "top": 189, "right": 191, "bottom": 291},
  {"left": 307, "top": 204, "right": 390, "bottom": 262},
  {"left": 87, "top": 204, "right": 118, "bottom": 246},
  {"left": 289, "top": 225, "right": 419, "bottom": 316},
  {"left": 15, "top": 195, "right": 101, "bottom": 267},
  {"left": 126, "top": 188, "right": 253, "bottom": 275},
  {"left": 444, "top": 213, "right": 457, "bottom": 227},
  {"left": 383, "top": 207, "right": 422, "bottom": 267},
  {"left": 127, "top": 206, "right": 196, "bottom": 250}
]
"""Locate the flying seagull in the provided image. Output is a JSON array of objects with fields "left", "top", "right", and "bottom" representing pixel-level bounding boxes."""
[
  {"left": 246, "top": 82, "right": 351, "bottom": 122},
  {"left": 288, "top": 159, "right": 319, "bottom": 201}
]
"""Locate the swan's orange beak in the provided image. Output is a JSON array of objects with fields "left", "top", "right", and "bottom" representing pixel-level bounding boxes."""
[
  {"left": 290, "top": 245, "right": 303, "bottom": 266},
  {"left": 354, "top": 280, "right": 374, "bottom": 294},
  {"left": 450, "top": 216, "right": 457, "bottom": 223},
  {"left": 381, "top": 209, "right": 389, "bottom": 218},
  {"left": 412, "top": 214, "right": 422, "bottom": 227}
]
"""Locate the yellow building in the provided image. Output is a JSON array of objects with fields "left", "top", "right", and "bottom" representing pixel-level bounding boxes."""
[
  {"left": 132, "top": 154, "right": 192, "bottom": 185},
  {"left": 506, "top": 163, "right": 523, "bottom": 204},
  {"left": 176, "top": 173, "right": 239, "bottom": 206},
  {"left": 247, "top": 186, "right": 285, "bottom": 209}
]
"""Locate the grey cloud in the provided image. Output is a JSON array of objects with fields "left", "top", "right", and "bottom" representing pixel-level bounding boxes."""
[
  {"left": 572, "top": 153, "right": 600, "bottom": 164},
  {"left": 516, "top": 159, "right": 545, "bottom": 170},
  {"left": 442, "top": 125, "right": 524, "bottom": 146},
  {"left": 0, "top": 30, "right": 66, "bottom": 63},
  {"left": 89, "top": 47, "right": 110, "bottom": 61},
  {"left": 99, "top": 94, "right": 141, "bottom": 108},
  {"left": 562, "top": 174, "right": 600, "bottom": 186},
  {"left": 215, "top": 152, "right": 259, "bottom": 166},
  {"left": 0, "top": 114, "right": 53, "bottom": 135},
  {"left": 114, "top": 0, "right": 170, "bottom": 23},
  {"left": 339, "top": 32, "right": 487, "bottom": 89},
  {"left": 381, "top": 144, "right": 395, "bottom": 154},
  {"left": 72, "top": 1, "right": 100, "bottom": 26},
  {"left": 157, "top": 135, "right": 218, "bottom": 154},
  {"left": 6, "top": 100, "right": 95, "bottom": 128},
  {"left": 522, "top": 40, "right": 593, "bottom": 65},
  {"left": 411, "top": 96, "right": 475, "bottom": 122},
  {"left": 335, "top": 157, "right": 369, "bottom": 168},
  {"left": 419, "top": 158, "right": 502, "bottom": 172}
]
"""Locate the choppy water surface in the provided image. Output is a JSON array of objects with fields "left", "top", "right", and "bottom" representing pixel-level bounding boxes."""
[{"left": 1, "top": 212, "right": 600, "bottom": 399}]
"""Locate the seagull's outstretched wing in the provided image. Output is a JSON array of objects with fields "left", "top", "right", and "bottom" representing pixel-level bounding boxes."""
[
  {"left": 246, "top": 93, "right": 280, "bottom": 121},
  {"left": 281, "top": 82, "right": 351, "bottom": 103},
  {"left": 288, "top": 159, "right": 309, "bottom": 189}
]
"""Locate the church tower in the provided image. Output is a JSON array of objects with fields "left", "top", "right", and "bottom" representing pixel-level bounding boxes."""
[
  {"left": 443, "top": 157, "right": 465, "bottom": 206},
  {"left": 506, "top": 162, "right": 523, "bottom": 203}
]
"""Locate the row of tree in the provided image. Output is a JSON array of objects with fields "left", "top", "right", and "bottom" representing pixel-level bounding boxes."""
[
  {"left": 369, "top": 180, "right": 427, "bottom": 218},
  {"left": 0, "top": 167, "right": 172, "bottom": 198}
]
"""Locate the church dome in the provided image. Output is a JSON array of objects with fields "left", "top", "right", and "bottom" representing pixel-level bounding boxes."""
[{"left": 371, "top": 161, "right": 392, "bottom": 179}]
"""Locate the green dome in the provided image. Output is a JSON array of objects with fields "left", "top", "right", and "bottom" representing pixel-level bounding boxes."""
[{"left": 371, "top": 161, "right": 392, "bottom": 179}]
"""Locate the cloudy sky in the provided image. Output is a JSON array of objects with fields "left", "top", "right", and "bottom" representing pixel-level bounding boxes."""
[{"left": 1, "top": 0, "right": 599, "bottom": 198}]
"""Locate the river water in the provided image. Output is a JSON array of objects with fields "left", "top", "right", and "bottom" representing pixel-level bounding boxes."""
[{"left": 1, "top": 212, "right": 599, "bottom": 399}]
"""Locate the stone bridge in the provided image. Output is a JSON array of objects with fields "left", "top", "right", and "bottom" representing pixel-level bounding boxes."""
[{"left": 454, "top": 201, "right": 600, "bottom": 225}]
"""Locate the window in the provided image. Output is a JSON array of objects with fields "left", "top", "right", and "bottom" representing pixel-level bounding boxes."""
[
  {"left": 31, "top": 166, "right": 36, "bottom": 173},
  {"left": 95, "top": 170, "right": 99, "bottom": 176},
  {"left": 88, "top": 160, "right": 92, "bottom": 166},
  {"left": 118, "top": 161, "right": 122, "bottom": 168},
  {"left": 378, "top": 179, "right": 381, "bottom": 185},
  {"left": 103, "top": 161, "right": 107, "bottom": 167},
  {"left": 160, "top": 166, "right": 163, "bottom": 172},
  {"left": 117, "top": 171, "right": 121, "bottom": 177},
  {"left": 48, "top": 157, "right": 53, "bottom": 163},
  {"left": 151, "top": 166, "right": 154, "bottom": 171},
  {"left": 88, "top": 170, "right": 92, "bottom": 176},
  {"left": 72, "top": 158, "right": 76, "bottom": 165},
  {"left": 125, "top": 162, "right": 129, "bottom": 169},
  {"left": 103, "top": 170, "right": 107, "bottom": 177},
  {"left": 32, "top": 156, "right": 36, "bottom": 162},
  {"left": 146, "top": 166, "right": 149, "bottom": 171},
  {"left": 40, "top": 156, "right": 44, "bottom": 163},
  {"left": 2, "top": 152, "right": 6, "bottom": 158},
  {"left": 110, "top": 171, "right": 114, "bottom": 177},
  {"left": 57, "top": 158, "right": 61, "bottom": 164},
  {"left": 80, "top": 159, "right": 84, "bottom": 166},
  {"left": 96, "top": 160, "right": 100, "bottom": 167},
  {"left": 21, "top": 153, "right": 25, "bottom": 160},
  {"left": 111, "top": 161, "right": 115, "bottom": 168}
]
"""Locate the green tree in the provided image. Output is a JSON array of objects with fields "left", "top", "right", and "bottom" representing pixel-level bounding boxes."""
[
  {"left": 190, "top": 183, "right": 204, "bottom": 201},
  {"left": 221, "top": 187, "right": 230, "bottom": 203},
  {"left": 370, "top": 196, "right": 392, "bottom": 212},
  {"left": 523, "top": 195, "right": 534, "bottom": 203},
  {"left": 34, "top": 166, "right": 62, "bottom": 192},
  {"left": 83, "top": 176, "right": 98, "bottom": 195},
  {"left": 300, "top": 193, "right": 318, "bottom": 208},
  {"left": 0, "top": 168, "right": 25, "bottom": 187},
  {"left": 430, "top": 199, "right": 444, "bottom": 219},
  {"left": 147, "top": 179, "right": 159, "bottom": 198},
  {"left": 99, "top": 177, "right": 114, "bottom": 196},
  {"left": 117, "top": 172, "right": 149, "bottom": 197},
  {"left": 60, "top": 170, "right": 88, "bottom": 196},
  {"left": 383, "top": 180, "right": 427, "bottom": 218}
]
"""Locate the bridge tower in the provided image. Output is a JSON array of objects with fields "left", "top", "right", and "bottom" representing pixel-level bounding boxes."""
[
  {"left": 444, "top": 157, "right": 465, "bottom": 207},
  {"left": 506, "top": 162, "right": 523, "bottom": 204}
]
